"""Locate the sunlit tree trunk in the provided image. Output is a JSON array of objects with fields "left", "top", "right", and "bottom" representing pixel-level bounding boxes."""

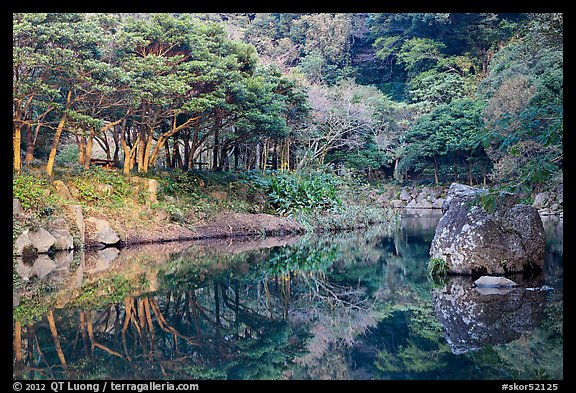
[
  {"left": 83, "top": 129, "right": 95, "bottom": 170},
  {"left": 24, "top": 124, "right": 35, "bottom": 165},
  {"left": 13, "top": 124, "right": 22, "bottom": 174},
  {"left": 46, "top": 90, "right": 72, "bottom": 177}
]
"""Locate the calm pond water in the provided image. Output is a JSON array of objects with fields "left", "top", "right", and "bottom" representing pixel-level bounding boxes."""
[{"left": 13, "top": 210, "right": 563, "bottom": 380}]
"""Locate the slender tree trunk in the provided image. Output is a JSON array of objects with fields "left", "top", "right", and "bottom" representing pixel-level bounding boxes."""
[
  {"left": 285, "top": 137, "right": 291, "bottom": 171},
  {"left": 25, "top": 106, "right": 53, "bottom": 165},
  {"left": 182, "top": 130, "right": 190, "bottom": 170},
  {"left": 213, "top": 129, "right": 219, "bottom": 171},
  {"left": 137, "top": 124, "right": 146, "bottom": 173},
  {"left": 120, "top": 119, "right": 138, "bottom": 175},
  {"left": 255, "top": 142, "right": 261, "bottom": 171},
  {"left": 262, "top": 139, "right": 269, "bottom": 173},
  {"left": 112, "top": 127, "right": 121, "bottom": 167},
  {"left": 164, "top": 139, "right": 172, "bottom": 168},
  {"left": 24, "top": 124, "right": 35, "bottom": 165},
  {"left": 46, "top": 113, "right": 69, "bottom": 177},
  {"left": 83, "top": 129, "right": 95, "bottom": 170},
  {"left": 46, "top": 90, "right": 72, "bottom": 177},
  {"left": 77, "top": 135, "right": 86, "bottom": 165},
  {"left": 188, "top": 123, "right": 199, "bottom": 170},
  {"left": 13, "top": 124, "right": 22, "bottom": 174},
  {"left": 468, "top": 158, "right": 473, "bottom": 186},
  {"left": 433, "top": 157, "right": 439, "bottom": 186},
  {"left": 234, "top": 144, "right": 239, "bottom": 171},
  {"left": 173, "top": 134, "right": 183, "bottom": 168},
  {"left": 272, "top": 139, "right": 278, "bottom": 170}
]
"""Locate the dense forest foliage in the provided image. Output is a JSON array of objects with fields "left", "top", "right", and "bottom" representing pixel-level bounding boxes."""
[{"left": 13, "top": 12, "right": 562, "bottom": 193}]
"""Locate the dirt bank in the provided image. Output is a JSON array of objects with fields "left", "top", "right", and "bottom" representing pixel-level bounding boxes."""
[{"left": 118, "top": 212, "right": 305, "bottom": 246}]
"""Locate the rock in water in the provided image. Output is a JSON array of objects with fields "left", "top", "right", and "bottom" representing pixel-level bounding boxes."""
[
  {"left": 430, "top": 183, "right": 545, "bottom": 275},
  {"left": 474, "top": 276, "right": 518, "bottom": 288}
]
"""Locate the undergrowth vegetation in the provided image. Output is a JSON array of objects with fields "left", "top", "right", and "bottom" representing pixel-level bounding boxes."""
[{"left": 13, "top": 166, "right": 400, "bottom": 236}]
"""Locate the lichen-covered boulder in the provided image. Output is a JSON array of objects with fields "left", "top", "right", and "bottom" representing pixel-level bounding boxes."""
[{"left": 430, "top": 183, "right": 545, "bottom": 275}]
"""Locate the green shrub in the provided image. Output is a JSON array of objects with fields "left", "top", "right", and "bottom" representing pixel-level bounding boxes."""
[
  {"left": 55, "top": 144, "right": 79, "bottom": 166},
  {"left": 427, "top": 257, "right": 448, "bottom": 283},
  {"left": 268, "top": 172, "right": 341, "bottom": 216},
  {"left": 13, "top": 173, "right": 56, "bottom": 212}
]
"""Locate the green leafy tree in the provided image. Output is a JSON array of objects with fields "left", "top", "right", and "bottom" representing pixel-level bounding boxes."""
[
  {"left": 400, "top": 98, "right": 485, "bottom": 185},
  {"left": 478, "top": 13, "right": 562, "bottom": 191}
]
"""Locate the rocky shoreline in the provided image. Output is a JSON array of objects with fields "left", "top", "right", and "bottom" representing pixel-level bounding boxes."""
[{"left": 13, "top": 181, "right": 563, "bottom": 258}]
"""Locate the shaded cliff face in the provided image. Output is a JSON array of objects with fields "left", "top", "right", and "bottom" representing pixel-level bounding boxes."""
[
  {"left": 429, "top": 183, "right": 545, "bottom": 275},
  {"left": 431, "top": 275, "right": 546, "bottom": 355}
]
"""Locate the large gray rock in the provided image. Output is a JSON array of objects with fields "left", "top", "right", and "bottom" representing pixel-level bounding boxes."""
[
  {"left": 13, "top": 199, "right": 22, "bottom": 215},
  {"left": 430, "top": 183, "right": 545, "bottom": 275},
  {"left": 432, "top": 198, "right": 445, "bottom": 209},
  {"left": 14, "top": 230, "right": 34, "bottom": 256},
  {"left": 533, "top": 192, "right": 550, "bottom": 209},
  {"left": 399, "top": 189, "right": 411, "bottom": 201},
  {"left": 65, "top": 204, "right": 85, "bottom": 246},
  {"left": 85, "top": 217, "right": 120, "bottom": 246},
  {"left": 47, "top": 218, "right": 74, "bottom": 251},
  {"left": 389, "top": 199, "right": 406, "bottom": 208},
  {"left": 28, "top": 227, "right": 56, "bottom": 253}
]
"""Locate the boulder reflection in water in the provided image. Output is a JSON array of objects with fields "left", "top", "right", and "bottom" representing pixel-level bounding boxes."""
[{"left": 431, "top": 275, "right": 546, "bottom": 354}]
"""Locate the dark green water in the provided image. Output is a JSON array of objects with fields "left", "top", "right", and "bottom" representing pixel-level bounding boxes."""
[{"left": 13, "top": 211, "right": 563, "bottom": 380}]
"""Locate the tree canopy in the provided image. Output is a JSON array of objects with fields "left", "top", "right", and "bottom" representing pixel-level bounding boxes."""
[{"left": 13, "top": 12, "right": 562, "bottom": 192}]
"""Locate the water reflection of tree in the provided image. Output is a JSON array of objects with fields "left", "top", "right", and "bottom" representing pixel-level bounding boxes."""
[
  {"left": 13, "top": 234, "right": 380, "bottom": 379},
  {"left": 13, "top": 221, "right": 562, "bottom": 380}
]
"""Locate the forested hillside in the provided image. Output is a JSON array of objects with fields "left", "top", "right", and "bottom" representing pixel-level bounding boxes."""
[{"left": 13, "top": 12, "right": 562, "bottom": 192}]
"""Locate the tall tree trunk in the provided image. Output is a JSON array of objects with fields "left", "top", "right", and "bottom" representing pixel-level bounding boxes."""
[
  {"left": 272, "top": 139, "right": 278, "bottom": 170},
  {"left": 164, "top": 139, "right": 172, "bottom": 168},
  {"left": 234, "top": 143, "right": 239, "bottom": 171},
  {"left": 188, "top": 123, "right": 200, "bottom": 170},
  {"left": 173, "top": 134, "right": 183, "bottom": 168},
  {"left": 46, "top": 90, "right": 72, "bottom": 177},
  {"left": 182, "top": 130, "right": 190, "bottom": 170},
  {"left": 13, "top": 124, "right": 22, "bottom": 174},
  {"left": 77, "top": 135, "right": 86, "bottom": 165},
  {"left": 112, "top": 127, "right": 121, "bottom": 167},
  {"left": 120, "top": 119, "right": 138, "bottom": 175},
  {"left": 468, "top": 158, "right": 473, "bottom": 186},
  {"left": 24, "top": 124, "right": 36, "bottom": 165},
  {"left": 137, "top": 124, "right": 146, "bottom": 173},
  {"left": 255, "top": 142, "right": 261, "bottom": 171},
  {"left": 83, "top": 129, "right": 95, "bottom": 170},
  {"left": 213, "top": 129, "right": 219, "bottom": 171},
  {"left": 433, "top": 157, "right": 439, "bottom": 186},
  {"left": 25, "top": 106, "right": 53, "bottom": 165}
]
